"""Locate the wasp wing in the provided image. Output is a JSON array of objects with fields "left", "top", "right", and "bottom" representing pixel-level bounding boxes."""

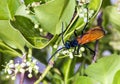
[{"left": 77, "top": 26, "right": 105, "bottom": 45}]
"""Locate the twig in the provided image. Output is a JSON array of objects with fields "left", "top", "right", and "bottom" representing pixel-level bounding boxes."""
[
  {"left": 92, "top": 40, "right": 99, "bottom": 63},
  {"left": 20, "top": 53, "right": 26, "bottom": 84},
  {"left": 34, "top": 60, "right": 54, "bottom": 84},
  {"left": 20, "top": 72, "right": 25, "bottom": 84}
]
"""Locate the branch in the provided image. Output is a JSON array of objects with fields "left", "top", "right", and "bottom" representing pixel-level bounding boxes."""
[{"left": 34, "top": 60, "right": 54, "bottom": 84}]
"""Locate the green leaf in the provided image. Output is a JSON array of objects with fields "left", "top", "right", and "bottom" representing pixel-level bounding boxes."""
[
  {"left": 0, "top": 0, "right": 21, "bottom": 20},
  {"left": 101, "top": 0, "right": 111, "bottom": 8},
  {"left": 85, "top": 55, "right": 120, "bottom": 84},
  {"left": 88, "top": 0, "right": 102, "bottom": 11},
  {"left": 15, "top": 4, "right": 39, "bottom": 24},
  {"left": 103, "top": 6, "right": 120, "bottom": 51},
  {"left": 112, "top": 70, "right": 120, "bottom": 84},
  {"left": 74, "top": 76, "right": 99, "bottom": 84},
  {"left": 103, "top": 6, "right": 120, "bottom": 31},
  {"left": 11, "top": 16, "right": 40, "bottom": 37},
  {"left": 109, "top": 28, "right": 120, "bottom": 51},
  {"left": 51, "top": 73, "right": 64, "bottom": 84},
  {"left": 61, "top": 58, "right": 76, "bottom": 84},
  {"left": 0, "top": 20, "right": 25, "bottom": 53},
  {"left": 34, "top": 0, "right": 76, "bottom": 34},
  {"left": 0, "top": 40, "right": 22, "bottom": 56},
  {"left": 10, "top": 15, "right": 50, "bottom": 49}
]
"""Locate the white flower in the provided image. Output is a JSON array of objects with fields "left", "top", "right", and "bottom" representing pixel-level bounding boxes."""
[
  {"left": 79, "top": 13, "right": 84, "bottom": 17},
  {"left": 15, "top": 69, "right": 18, "bottom": 74},
  {"left": 86, "top": 0, "right": 90, "bottom": 3},
  {"left": 56, "top": 53, "right": 60, "bottom": 56},
  {"left": 35, "top": 70, "right": 39, "bottom": 74},
  {"left": 26, "top": 10, "right": 30, "bottom": 14},
  {"left": 6, "top": 75, "right": 10, "bottom": 79},
  {"left": 34, "top": 24, "right": 39, "bottom": 28},
  {"left": 39, "top": 28, "right": 43, "bottom": 32},
  {"left": 7, "top": 69, "right": 12, "bottom": 74},
  {"left": 28, "top": 73, "right": 32, "bottom": 78},
  {"left": 26, "top": 62, "right": 31, "bottom": 66},
  {"left": 83, "top": 8, "right": 87, "bottom": 13},
  {"left": 53, "top": 45, "right": 58, "bottom": 49},
  {"left": 9, "top": 64, "right": 14, "bottom": 68},
  {"left": 33, "top": 59, "right": 37, "bottom": 64},
  {"left": 28, "top": 54, "right": 32, "bottom": 58},
  {"left": 88, "top": 10, "right": 94, "bottom": 17},
  {"left": 9, "top": 60, "right": 14, "bottom": 64},
  {"left": 69, "top": 52, "right": 73, "bottom": 59},
  {"left": 21, "top": 63, "right": 26, "bottom": 68},
  {"left": 78, "top": 8, "right": 94, "bottom": 22},
  {"left": 34, "top": 66, "right": 39, "bottom": 70},
  {"left": 80, "top": 47, "right": 85, "bottom": 52},
  {"left": 31, "top": 2, "right": 40, "bottom": 7},
  {"left": 28, "top": 67, "right": 32, "bottom": 73},
  {"left": 78, "top": 53, "right": 82, "bottom": 57},
  {"left": 75, "top": 53, "right": 82, "bottom": 57},
  {"left": 20, "top": 68, "right": 25, "bottom": 73},
  {"left": 15, "top": 63, "right": 19, "bottom": 67},
  {"left": 84, "top": 17, "right": 88, "bottom": 23},
  {"left": 11, "top": 76, "right": 16, "bottom": 80},
  {"left": 77, "top": 0, "right": 90, "bottom": 6},
  {"left": 62, "top": 50, "right": 69, "bottom": 54},
  {"left": 78, "top": 7, "right": 88, "bottom": 19},
  {"left": 23, "top": 59, "right": 26, "bottom": 62}
]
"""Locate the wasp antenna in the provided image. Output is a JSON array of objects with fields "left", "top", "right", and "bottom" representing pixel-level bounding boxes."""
[{"left": 48, "top": 47, "right": 65, "bottom": 62}]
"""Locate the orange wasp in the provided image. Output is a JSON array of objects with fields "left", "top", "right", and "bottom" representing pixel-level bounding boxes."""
[{"left": 49, "top": 25, "right": 105, "bottom": 61}]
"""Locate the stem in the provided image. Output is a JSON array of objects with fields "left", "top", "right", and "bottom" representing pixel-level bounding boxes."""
[
  {"left": 20, "top": 53, "right": 26, "bottom": 84},
  {"left": 64, "top": 59, "right": 72, "bottom": 84},
  {"left": 34, "top": 60, "right": 53, "bottom": 84},
  {"left": 20, "top": 72, "right": 25, "bottom": 84},
  {"left": 92, "top": 40, "right": 99, "bottom": 63},
  {"left": 79, "top": 59, "right": 86, "bottom": 76}
]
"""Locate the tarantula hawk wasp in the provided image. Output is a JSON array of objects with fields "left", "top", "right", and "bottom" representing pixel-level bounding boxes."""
[{"left": 48, "top": 7, "right": 105, "bottom": 63}]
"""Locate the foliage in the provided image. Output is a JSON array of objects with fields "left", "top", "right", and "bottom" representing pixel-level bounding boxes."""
[{"left": 0, "top": 0, "right": 120, "bottom": 84}]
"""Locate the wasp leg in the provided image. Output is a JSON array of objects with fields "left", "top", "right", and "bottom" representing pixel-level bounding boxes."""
[
  {"left": 73, "top": 47, "right": 77, "bottom": 56},
  {"left": 77, "top": 45, "right": 81, "bottom": 55},
  {"left": 83, "top": 44, "right": 95, "bottom": 54},
  {"left": 83, "top": 44, "right": 96, "bottom": 62}
]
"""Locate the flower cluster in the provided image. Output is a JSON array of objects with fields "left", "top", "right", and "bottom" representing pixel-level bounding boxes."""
[
  {"left": 31, "top": 2, "right": 40, "bottom": 7},
  {"left": 77, "top": 0, "right": 90, "bottom": 6},
  {"left": 77, "top": 0, "right": 94, "bottom": 22},
  {"left": 3, "top": 58, "right": 39, "bottom": 80},
  {"left": 25, "top": 1, "right": 41, "bottom": 14},
  {"left": 61, "top": 47, "right": 85, "bottom": 59},
  {"left": 78, "top": 7, "right": 94, "bottom": 22}
]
